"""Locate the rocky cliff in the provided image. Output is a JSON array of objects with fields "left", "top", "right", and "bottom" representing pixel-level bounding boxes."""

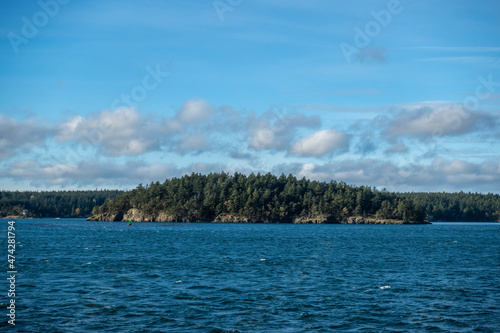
[{"left": 87, "top": 209, "right": 429, "bottom": 224}]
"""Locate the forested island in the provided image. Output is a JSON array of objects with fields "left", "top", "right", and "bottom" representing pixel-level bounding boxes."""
[
  {"left": 1, "top": 173, "right": 498, "bottom": 223},
  {"left": 87, "top": 172, "right": 500, "bottom": 224},
  {"left": 0, "top": 190, "right": 122, "bottom": 218}
]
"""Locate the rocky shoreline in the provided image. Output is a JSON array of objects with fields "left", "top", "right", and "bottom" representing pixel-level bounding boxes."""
[
  {"left": 86, "top": 209, "right": 430, "bottom": 224},
  {"left": 1, "top": 215, "right": 32, "bottom": 219}
]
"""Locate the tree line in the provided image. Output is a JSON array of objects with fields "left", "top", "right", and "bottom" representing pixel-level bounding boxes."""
[
  {"left": 0, "top": 190, "right": 123, "bottom": 218},
  {"left": 91, "top": 172, "right": 500, "bottom": 222}
]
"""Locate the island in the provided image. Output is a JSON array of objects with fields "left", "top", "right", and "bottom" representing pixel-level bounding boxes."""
[
  {"left": 87, "top": 172, "right": 500, "bottom": 224},
  {"left": 0, "top": 190, "right": 122, "bottom": 218}
]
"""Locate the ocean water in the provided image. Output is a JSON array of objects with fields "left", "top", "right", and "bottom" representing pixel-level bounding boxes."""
[{"left": 1, "top": 219, "right": 499, "bottom": 332}]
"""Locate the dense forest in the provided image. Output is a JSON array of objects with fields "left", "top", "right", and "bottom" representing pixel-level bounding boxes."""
[
  {"left": 400, "top": 192, "right": 500, "bottom": 222},
  {"left": 2, "top": 173, "right": 499, "bottom": 223},
  {"left": 90, "top": 172, "right": 500, "bottom": 223},
  {"left": 0, "top": 190, "right": 123, "bottom": 218}
]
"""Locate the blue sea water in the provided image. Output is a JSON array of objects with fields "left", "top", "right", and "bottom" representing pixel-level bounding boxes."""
[{"left": 0, "top": 219, "right": 499, "bottom": 332}]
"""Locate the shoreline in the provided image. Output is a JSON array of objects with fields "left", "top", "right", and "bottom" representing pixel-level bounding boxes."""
[{"left": 86, "top": 211, "right": 431, "bottom": 225}]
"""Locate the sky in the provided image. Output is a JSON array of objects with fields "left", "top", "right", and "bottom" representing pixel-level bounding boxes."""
[{"left": 0, "top": 0, "right": 499, "bottom": 193}]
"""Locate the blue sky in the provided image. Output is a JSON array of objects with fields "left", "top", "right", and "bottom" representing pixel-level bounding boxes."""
[{"left": 0, "top": 0, "right": 499, "bottom": 192}]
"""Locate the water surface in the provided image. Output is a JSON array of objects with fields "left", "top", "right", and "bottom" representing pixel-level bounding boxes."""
[{"left": 1, "top": 219, "right": 499, "bottom": 332}]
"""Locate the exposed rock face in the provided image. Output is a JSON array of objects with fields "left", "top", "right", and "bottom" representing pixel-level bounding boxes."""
[
  {"left": 292, "top": 215, "right": 337, "bottom": 224},
  {"left": 213, "top": 213, "right": 261, "bottom": 223},
  {"left": 345, "top": 216, "right": 368, "bottom": 224},
  {"left": 87, "top": 210, "right": 429, "bottom": 224},
  {"left": 342, "top": 216, "right": 429, "bottom": 224},
  {"left": 123, "top": 208, "right": 156, "bottom": 222},
  {"left": 86, "top": 212, "right": 123, "bottom": 222},
  {"left": 156, "top": 212, "right": 183, "bottom": 222},
  {"left": 87, "top": 209, "right": 190, "bottom": 222}
]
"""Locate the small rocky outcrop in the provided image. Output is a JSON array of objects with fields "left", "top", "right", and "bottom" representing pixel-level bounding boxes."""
[
  {"left": 86, "top": 212, "right": 123, "bottom": 221},
  {"left": 342, "top": 216, "right": 429, "bottom": 224},
  {"left": 155, "top": 212, "right": 183, "bottom": 222},
  {"left": 293, "top": 215, "right": 337, "bottom": 224},
  {"left": 213, "top": 213, "right": 261, "bottom": 223},
  {"left": 123, "top": 208, "right": 156, "bottom": 222}
]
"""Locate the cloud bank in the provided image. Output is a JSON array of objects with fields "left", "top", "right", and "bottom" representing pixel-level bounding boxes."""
[
  {"left": 1, "top": 99, "right": 499, "bottom": 192},
  {"left": 0, "top": 115, "right": 55, "bottom": 159},
  {"left": 291, "top": 129, "right": 349, "bottom": 157},
  {"left": 381, "top": 104, "right": 494, "bottom": 140}
]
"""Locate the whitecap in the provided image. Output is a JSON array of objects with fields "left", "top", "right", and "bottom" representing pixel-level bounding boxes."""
[{"left": 175, "top": 280, "right": 182, "bottom": 284}]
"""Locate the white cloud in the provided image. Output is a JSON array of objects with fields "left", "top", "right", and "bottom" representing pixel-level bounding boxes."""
[
  {"left": 58, "top": 107, "right": 162, "bottom": 156},
  {"left": 250, "top": 127, "right": 275, "bottom": 149},
  {"left": 432, "top": 157, "right": 476, "bottom": 174},
  {"left": 385, "top": 141, "right": 408, "bottom": 154},
  {"left": 173, "top": 134, "right": 208, "bottom": 153},
  {"left": 0, "top": 115, "right": 54, "bottom": 159},
  {"left": 164, "top": 118, "right": 183, "bottom": 132},
  {"left": 176, "top": 99, "right": 213, "bottom": 124},
  {"left": 1, "top": 99, "right": 499, "bottom": 193},
  {"left": 291, "top": 129, "right": 349, "bottom": 157},
  {"left": 248, "top": 111, "right": 321, "bottom": 151},
  {"left": 55, "top": 101, "right": 243, "bottom": 157},
  {"left": 381, "top": 104, "right": 495, "bottom": 140},
  {"left": 274, "top": 157, "right": 500, "bottom": 193},
  {"left": 296, "top": 162, "right": 330, "bottom": 180},
  {"left": 2, "top": 159, "right": 228, "bottom": 189}
]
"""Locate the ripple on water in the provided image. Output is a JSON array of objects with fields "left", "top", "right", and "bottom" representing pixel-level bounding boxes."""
[{"left": 9, "top": 220, "right": 500, "bottom": 332}]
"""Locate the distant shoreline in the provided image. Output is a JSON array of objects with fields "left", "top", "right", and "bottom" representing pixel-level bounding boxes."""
[
  {"left": 0, "top": 216, "right": 84, "bottom": 219},
  {"left": 86, "top": 211, "right": 430, "bottom": 225},
  {"left": 1, "top": 215, "right": 35, "bottom": 219},
  {"left": 5, "top": 216, "right": 500, "bottom": 224}
]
